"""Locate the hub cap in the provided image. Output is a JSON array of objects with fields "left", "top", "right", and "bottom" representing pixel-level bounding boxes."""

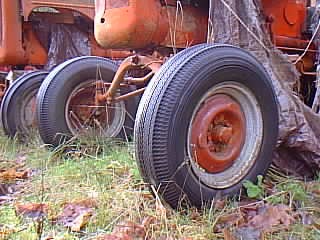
[
  {"left": 190, "top": 94, "right": 246, "bottom": 173},
  {"left": 187, "top": 82, "right": 263, "bottom": 189}
]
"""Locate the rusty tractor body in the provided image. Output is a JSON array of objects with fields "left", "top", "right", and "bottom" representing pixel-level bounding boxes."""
[
  {"left": 34, "top": 0, "right": 320, "bottom": 208},
  {"left": 0, "top": 0, "right": 91, "bottom": 68},
  {"left": 94, "top": 0, "right": 316, "bottom": 106},
  {"left": 0, "top": 0, "right": 129, "bottom": 80},
  {"left": 0, "top": 0, "right": 132, "bottom": 68},
  {"left": 0, "top": 0, "right": 133, "bottom": 138}
]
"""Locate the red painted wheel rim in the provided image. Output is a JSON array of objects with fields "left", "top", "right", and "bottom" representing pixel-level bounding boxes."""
[{"left": 190, "top": 94, "right": 246, "bottom": 173}]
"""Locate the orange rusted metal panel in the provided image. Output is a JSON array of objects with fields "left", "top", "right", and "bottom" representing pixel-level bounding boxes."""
[
  {"left": 261, "top": 0, "right": 315, "bottom": 73},
  {"left": 0, "top": 0, "right": 122, "bottom": 67},
  {"left": 22, "top": 0, "right": 95, "bottom": 20},
  {"left": 261, "top": 0, "right": 307, "bottom": 40},
  {"left": 89, "top": 35, "right": 132, "bottom": 59},
  {"left": 0, "top": 1, "right": 25, "bottom": 65},
  {"left": 95, "top": 0, "right": 207, "bottom": 49},
  {"left": 0, "top": 1, "right": 48, "bottom": 66}
]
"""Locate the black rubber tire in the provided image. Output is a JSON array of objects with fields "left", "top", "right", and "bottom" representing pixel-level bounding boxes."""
[
  {"left": 134, "top": 44, "right": 279, "bottom": 208},
  {"left": 37, "top": 56, "right": 138, "bottom": 147},
  {"left": 0, "top": 71, "right": 48, "bottom": 139}
]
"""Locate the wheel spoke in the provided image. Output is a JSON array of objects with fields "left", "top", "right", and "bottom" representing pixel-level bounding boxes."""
[
  {"left": 69, "top": 111, "right": 85, "bottom": 130},
  {"left": 65, "top": 80, "right": 127, "bottom": 138}
]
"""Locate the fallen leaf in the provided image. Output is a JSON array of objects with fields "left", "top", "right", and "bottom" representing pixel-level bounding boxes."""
[
  {"left": 214, "top": 199, "right": 226, "bottom": 210},
  {"left": 190, "top": 209, "right": 202, "bottom": 221},
  {"left": 112, "top": 221, "right": 145, "bottom": 239},
  {"left": 43, "top": 235, "right": 55, "bottom": 240},
  {"left": 15, "top": 203, "right": 48, "bottom": 220},
  {"left": 71, "top": 198, "right": 98, "bottom": 208},
  {"left": 95, "top": 234, "right": 131, "bottom": 240},
  {"left": 56, "top": 198, "right": 97, "bottom": 231},
  {"left": 247, "top": 204, "right": 295, "bottom": 231},
  {"left": 214, "top": 212, "right": 245, "bottom": 232},
  {"left": 141, "top": 192, "right": 153, "bottom": 200},
  {"left": 70, "top": 211, "right": 92, "bottom": 232},
  {"left": 95, "top": 218, "right": 151, "bottom": 240},
  {"left": 0, "top": 168, "right": 29, "bottom": 181},
  {"left": 223, "top": 228, "right": 237, "bottom": 240},
  {"left": 0, "top": 226, "right": 15, "bottom": 239}
]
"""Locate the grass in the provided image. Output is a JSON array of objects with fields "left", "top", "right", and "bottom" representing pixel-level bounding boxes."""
[{"left": 0, "top": 133, "right": 319, "bottom": 239}]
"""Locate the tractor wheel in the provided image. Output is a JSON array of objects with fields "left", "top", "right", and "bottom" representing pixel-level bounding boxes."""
[
  {"left": 37, "top": 56, "right": 138, "bottom": 147},
  {"left": 134, "top": 44, "right": 279, "bottom": 208},
  {"left": 1, "top": 71, "right": 48, "bottom": 139}
]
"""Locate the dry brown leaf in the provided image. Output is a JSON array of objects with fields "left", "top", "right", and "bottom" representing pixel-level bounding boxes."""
[
  {"left": 95, "top": 234, "right": 131, "bottom": 240},
  {"left": 247, "top": 204, "right": 295, "bottom": 231},
  {"left": 70, "top": 211, "right": 93, "bottom": 232},
  {"left": 56, "top": 199, "right": 97, "bottom": 231},
  {"left": 214, "top": 199, "right": 226, "bottom": 211},
  {"left": 234, "top": 226, "right": 262, "bottom": 240},
  {"left": 0, "top": 226, "right": 15, "bottom": 239},
  {"left": 43, "top": 236, "right": 54, "bottom": 240},
  {"left": 223, "top": 229, "right": 237, "bottom": 240},
  {"left": 96, "top": 218, "right": 153, "bottom": 240},
  {"left": 190, "top": 209, "right": 202, "bottom": 221},
  {"left": 70, "top": 198, "right": 98, "bottom": 208},
  {"left": 112, "top": 221, "right": 145, "bottom": 239},
  {"left": 15, "top": 203, "right": 48, "bottom": 219},
  {"left": 214, "top": 212, "right": 245, "bottom": 232},
  {"left": 0, "top": 168, "right": 29, "bottom": 181},
  {"left": 141, "top": 192, "right": 154, "bottom": 200}
]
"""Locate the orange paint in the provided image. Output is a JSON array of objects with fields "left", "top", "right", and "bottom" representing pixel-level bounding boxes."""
[
  {"left": 94, "top": 0, "right": 208, "bottom": 49},
  {"left": 0, "top": 0, "right": 129, "bottom": 68},
  {"left": 262, "top": 0, "right": 307, "bottom": 39},
  {"left": 262, "top": 0, "right": 316, "bottom": 73}
]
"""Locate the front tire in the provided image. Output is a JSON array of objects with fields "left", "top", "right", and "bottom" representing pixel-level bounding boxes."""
[{"left": 134, "top": 44, "right": 279, "bottom": 208}]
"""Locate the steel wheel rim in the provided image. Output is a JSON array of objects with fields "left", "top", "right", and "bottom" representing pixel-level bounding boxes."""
[
  {"left": 20, "top": 89, "right": 38, "bottom": 134},
  {"left": 187, "top": 81, "right": 263, "bottom": 189},
  {"left": 65, "top": 80, "right": 126, "bottom": 138}
]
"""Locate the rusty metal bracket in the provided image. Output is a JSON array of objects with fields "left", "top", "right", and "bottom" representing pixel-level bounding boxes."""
[
  {"left": 96, "top": 55, "right": 162, "bottom": 104},
  {"left": 125, "top": 72, "right": 155, "bottom": 85},
  {"left": 113, "top": 88, "right": 146, "bottom": 103}
]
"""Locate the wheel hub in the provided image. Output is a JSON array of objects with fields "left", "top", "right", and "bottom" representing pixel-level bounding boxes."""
[
  {"left": 190, "top": 94, "right": 246, "bottom": 173},
  {"left": 65, "top": 81, "right": 126, "bottom": 137}
]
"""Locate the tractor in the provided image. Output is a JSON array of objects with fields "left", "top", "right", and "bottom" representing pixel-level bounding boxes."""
[
  {"left": 36, "top": 0, "right": 320, "bottom": 208},
  {"left": 0, "top": 0, "right": 130, "bottom": 139}
]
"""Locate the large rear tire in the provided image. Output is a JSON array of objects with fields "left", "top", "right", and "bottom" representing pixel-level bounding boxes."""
[
  {"left": 1, "top": 71, "right": 48, "bottom": 140},
  {"left": 37, "top": 56, "right": 138, "bottom": 147},
  {"left": 134, "top": 44, "right": 279, "bottom": 208}
]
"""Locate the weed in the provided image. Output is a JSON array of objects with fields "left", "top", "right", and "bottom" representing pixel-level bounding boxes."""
[
  {"left": 0, "top": 132, "right": 319, "bottom": 239},
  {"left": 243, "top": 175, "right": 264, "bottom": 199}
]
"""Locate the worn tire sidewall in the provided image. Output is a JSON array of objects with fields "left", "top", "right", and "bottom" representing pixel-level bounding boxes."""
[
  {"left": 38, "top": 57, "right": 118, "bottom": 146},
  {"left": 149, "top": 46, "right": 278, "bottom": 207},
  {"left": 1, "top": 71, "right": 47, "bottom": 137}
]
